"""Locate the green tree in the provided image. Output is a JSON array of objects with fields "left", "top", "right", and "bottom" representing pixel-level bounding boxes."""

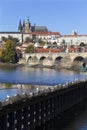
[
  {"left": 2, "top": 36, "right": 19, "bottom": 44},
  {"left": 53, "top": 42, "right": 57, "bottom": 46},
  {"left": 25, "top": 37, "right": 33, "bottom": 43},
  {"left": 1, "top": 40, "right": 18, "bottom": 63},
  {"left": 38, "top": 39, "right": 45, "bottom": 46},
  {"left": 79, "top": 42, "right": 86, "bottom": 47},
  {"left": 8, "top": 36, "right": 19, "bottom": 44},
  {"left": 25, "top": 45, "right": 34, "bottom": 53},
  {"left": 8, "top": 35, "right": 13, "bottom": 41},
  {"left": 1, "top": 36, "right": 7, "bottom": 42},
  {"left": 13, "top": 38, "right": 19, "bottom": 44}
]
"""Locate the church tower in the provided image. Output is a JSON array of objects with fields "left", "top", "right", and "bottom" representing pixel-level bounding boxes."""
[
  {"left": 18, "top": 19, "right": 22, "bottom": 32},
  {"left": 18, "top": 17, "right": 32, "bottom": 33},
  {"left": 24, "top": 17, "right": 31, "bottom": 33},
  {"left": 22, "top": 20, "right": 25, "bottom": 33}
]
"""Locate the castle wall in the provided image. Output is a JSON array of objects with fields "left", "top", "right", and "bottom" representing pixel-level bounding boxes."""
[
  {"left": 0, "top": 32, "right": 33, "bottom": 43},
  {"left": 0, "top": 32, "right": 22, "bottom": 42}
]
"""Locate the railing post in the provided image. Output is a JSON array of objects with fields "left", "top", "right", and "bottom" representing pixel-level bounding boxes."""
[
  {"left": 0, "top": 115, "right": 7, "bottom": 130},
  {"left": 22, "top": 107, "right": 29, "bottom": 130},
  {"left": 7, "top": 112, "right": 14, "bottom": 130},
  {"left": 15, "top": 109, "right": 22, "bottom": 130}
]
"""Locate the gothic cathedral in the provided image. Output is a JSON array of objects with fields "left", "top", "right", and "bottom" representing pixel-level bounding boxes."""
[{"left": 18, "top": 17, "right": 31, "bottom": 33}]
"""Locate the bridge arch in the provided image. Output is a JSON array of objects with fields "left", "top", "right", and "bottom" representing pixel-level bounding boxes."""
[
  {"left": 73, "top": 56, "right": 84, "bottom": 62},
  {"left": 71, "top": 56, "right": 84, "bottom": 68},
  {"left": 27, "top": 56, "right": 38, "bottom": 65},
  {"left": 39, "top": 56, "right": 46, "bottom": 64},
  {"left": 27, "top": 56, "right": 33, "bottom": 62},
  {"left": 54, "top": 56, "right": 63, "bottom": 64}
]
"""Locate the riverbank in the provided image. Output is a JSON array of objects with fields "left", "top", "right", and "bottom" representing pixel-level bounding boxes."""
[
  {"left": 27, "top": 64, "right": 81, "bottom": 72},
  {"left": 0, "top": 61, "right": 81, "bottom": 73},
  {"left": 0, "top": 62, "right": 24, "bottom": 66},
  {"left": 0, "top": 62, "right": 24, "bottom": 70}
]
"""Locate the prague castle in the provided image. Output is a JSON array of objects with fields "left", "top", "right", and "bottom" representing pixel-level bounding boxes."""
[
  {"left": 18, "top": 17, "right": 48, "bottom": 33},
  {"left": 0, "top": 18, "right": 60, "bottom": 43},
  {"left": 0, "top": 18, "right": 87, "bottom": 46}
]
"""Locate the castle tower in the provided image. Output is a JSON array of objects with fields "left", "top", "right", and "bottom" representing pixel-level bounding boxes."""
[
  {"left": 22, "top": 20, "right": 25, "bottom": 33},
  {"left": 72, "top": 29, "right": 78, "bottom": 35},
  {"left": 24, "top": 17, "right": 31, "bottom": 33},
  {"left": 18, "top": 19, "right": 22, "bottom": 32}
]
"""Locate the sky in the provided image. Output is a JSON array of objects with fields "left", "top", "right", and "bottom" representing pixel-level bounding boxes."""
[{"left": 0, "top": 0, "right": 87, "bottom": 35}]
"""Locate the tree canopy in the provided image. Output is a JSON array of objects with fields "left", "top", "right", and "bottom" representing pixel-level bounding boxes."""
[
  {"left": 25, "top": 45, "right": 34, "bottom": 53},
  {"left": 1, "top": 40, "right": 18, "bottom": 63},
  {"left": 38, "top": 39, "right": 45, "bottom": 46},
  {"left": 1, "top": 36, "right": 19, "bottom": 44},
  {"left": 25, "top": 37, "right": 33, "bottom": 43},
  {"left": 79, "top": 42, "right": 86, "bottom": 47}
]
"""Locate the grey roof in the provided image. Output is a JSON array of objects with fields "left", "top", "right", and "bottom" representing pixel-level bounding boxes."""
[{"left": 32, "top": 26, "right": 48, "bottom": 32}]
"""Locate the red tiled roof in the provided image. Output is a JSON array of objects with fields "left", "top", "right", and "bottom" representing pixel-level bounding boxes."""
[
  {"left": 63, "top": 34, "right": 87, "bottom": 37},
  {"left": 23, "top": 31, "right": 60, "bottom": 36},
  {"left": 35, "top": 48, "right": 62, "bottom": 53}
]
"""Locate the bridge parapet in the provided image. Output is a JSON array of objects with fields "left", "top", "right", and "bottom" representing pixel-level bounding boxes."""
[{"left": 0, "top": 78, "right": 87, "bottom": 129}]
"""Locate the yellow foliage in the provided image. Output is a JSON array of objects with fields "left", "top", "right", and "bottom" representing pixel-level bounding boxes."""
[{"left": 0, "top": 49, "right": 3, "bottom": 57}]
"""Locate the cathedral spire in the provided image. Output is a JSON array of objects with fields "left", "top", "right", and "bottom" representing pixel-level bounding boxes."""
[
  {"left": 22, "top": 20, "right": 25, "bottom": 32},
  {"left": 28, "top": 17, "right": 31, "bottom": 28},
  {"left": 27, "top": 17, "right": 29, "bottom": 23},
  {"left": 23, "top": 20, "right": 25, "bottom": 28},
  {"left": 18, "top": 19, "right": 22, "bottom": 32}
]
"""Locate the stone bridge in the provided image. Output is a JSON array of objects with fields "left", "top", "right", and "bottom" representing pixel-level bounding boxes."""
[{"left": 21, "top": 52, "right": 87, "bottom": 67}]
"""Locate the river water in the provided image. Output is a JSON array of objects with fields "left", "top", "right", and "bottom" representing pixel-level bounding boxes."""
[
  {"left": 0, "top": 65, "right": 87, "bottom": 130},
  {"left": 0, "top": 65, "right": 86, "bottom": 85},
  {"left": 0, "top": 65, "right": 86, "bottom": 101}
]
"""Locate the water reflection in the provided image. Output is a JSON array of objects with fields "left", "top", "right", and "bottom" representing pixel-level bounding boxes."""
[
  {"left": 0, "top": 66, "right": 86, "bottom": 85},
  {"left": 0, "top": 66, "right": 86, "bottom": 101},
  {"left": 0, "top": 83, "right": 51, "bottom": 101},
  {"left": 0, "top": 64, "right": 18, "bottom": 72},
  {"left": 0, "top": 66, "right": 87, "bottom": 130}
]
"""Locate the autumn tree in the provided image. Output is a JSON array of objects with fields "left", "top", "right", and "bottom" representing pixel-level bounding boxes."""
[
  {"left": 25, "top": 45, "right": 34, "bottom": 53},
  {"left": 1, "top": 40, "right": 18, "bottom": 63}
]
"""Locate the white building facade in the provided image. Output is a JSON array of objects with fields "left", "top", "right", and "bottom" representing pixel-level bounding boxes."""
[
  {"left": 0, "top": 32, "right": 60, "bottom": 44},
  {"left": 58, "top": 30, "right": 87, "bottom": 46},
  {"left": 0, "top": 32, "right": 32, "bottom": 43}
]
